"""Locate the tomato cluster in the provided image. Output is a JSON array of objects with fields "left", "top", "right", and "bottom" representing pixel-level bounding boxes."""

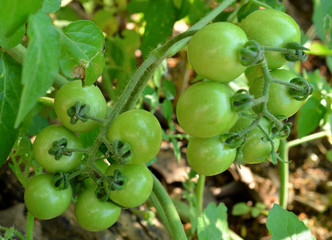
[
  {"left": 178, "top": 9, "right": 311, "bottom": 176},
  {"left": 26, "top": 80, "right": 162, "bottom": 231}
]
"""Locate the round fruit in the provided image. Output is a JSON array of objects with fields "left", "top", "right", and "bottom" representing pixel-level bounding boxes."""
[
  {"left": 54, "top": 80, "right": 107, "bottom": 133},
  {"left": 24, "top": 174, "right": 72, "bottom": 219},
  {"left": 106, "top": 109, "right": 162, "bottom": 164},
  {"left": 186, "top": 136, "right": 236, "bottom": 176},
  {"left": 33, "top": 125, "right": 83, "bottom": 173},
  {"left": 105, "top": 164, "right": 153, "bottom": 208},
  {"left": 75, "top": 186, "right": 121, "bottom": 231},
  {"left": 188, "top": 22, "right": 248, "bottom": 82},
  {"left": 176, "top": 81, "right": 238, "bottom": 138},
  {"left": 241, "top": 9, "right": 301, "bottom": 69},
  {"left": 230, "top": 117, "right": 279, "bottom": 164},
  {"left": 249, "top": 69, "right": 303, "bottom": 117}
]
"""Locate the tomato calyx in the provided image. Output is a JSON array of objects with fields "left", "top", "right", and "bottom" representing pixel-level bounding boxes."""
[
  {"left": 52, "top": 172, "right": 70, "bottom": 190},
  {"left": 240, "top": 40, "right": 264, "bottom": 66},
  {"left": 287, "top": 77, "right": 313, "bottom": 101},
  {"left": 231, "top": 89, "right": 255, "bottom": 113},
  {"left": 272, "top": 122, "right": 292, "bottom": 139},
  {"left": 48, "top": 138, "right": 72, "bottom": 160},
  {"left": 104, "top": 139, "right": 133, "bottom": 165},
  {"left": 284, "top": 42, "right": 309, "bottom": 62},
  {"left": 67, "top": 101, "right": 90, "bottom": 124},
  {"left": 95, "top": 169, "right": 126, "bottom": 201},
  {"left": 220, "top": 132, "right": 246, "bottom": 149}
]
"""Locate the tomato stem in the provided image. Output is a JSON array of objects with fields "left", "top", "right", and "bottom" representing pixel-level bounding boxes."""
[
  {"left": 196, "top": 174, "right": 206, "bottom": 215},
  {"left": 270, "top": 78, "right": 304, "bottom": 92},
  {"left": 278, "top": 139, "right": 289, "bottom": 209},
  {"left": 26, "top": 212, "right": 34, "bottom": 240}
]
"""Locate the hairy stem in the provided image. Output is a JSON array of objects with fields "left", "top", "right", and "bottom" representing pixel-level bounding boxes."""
[
  {"left": 26, "top": 212, "right": 34, "bottom": 240},
  {"left": 279, "top": 140, "right": 289, "bottom": 209},
  {"left": 196, "top": 174, "right": 206, "bottom": 214}
]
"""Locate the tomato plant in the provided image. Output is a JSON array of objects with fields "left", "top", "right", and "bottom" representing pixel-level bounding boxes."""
[
  {"left": 187, "top": 22, "right": 248, "bottom": 82},
  {"left": 75, "top": 186, "right": 121, "bottom": 232},
  {"left": 54, "top": 80, "right": 107, "bottom": 133},
  {"left": 106, "top": 109, "right": 162, "bottom": 164},
  {"left": 176, "top": 81, "right": 238, "bottom": 138},
  {"left": 105, "top": 164, "right": 153, "bottom": 208},
  {"left": 24, "top": 174, "right": 72, "bottom": 220},
  {"left": 186, "top": 136, "right": 236, "bottom": 176},
  {"left": 241, "top": 9, "right": 301, "bottom": 69},
  {"left": 33, "top": 125, "right": 83, "bottom": 173}
]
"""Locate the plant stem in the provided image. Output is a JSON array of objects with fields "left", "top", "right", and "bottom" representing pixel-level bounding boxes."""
[
  {"left": 270, "top": 78, "right": 303, "bottom": 91},
  {"left": 152, "top": 174, "right": 187, "bottom": 240},
  {"left": 38, "top": 97, "right": 54, "bottom": 107},
  {"left": 149, "top": 192, "right": 172, "bottom": 235},
  {"left": 85, "top": 114, "right": 107, "bottom": 123},
  {"left": 279, "top": 139, "right": 289, "bottom": 209},
  {"left": 287, "top": 130, "right": 330, "bottom": 148},
  {"left": 196, "top": 174, "right": 206, "bottom": 215},
  {"left": 26, "top": 212, "right": 34, "bottom": 240}
]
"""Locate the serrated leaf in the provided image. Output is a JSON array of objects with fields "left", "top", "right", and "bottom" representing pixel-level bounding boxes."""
[
  {"left": 0, "top": 52, "right": 22, "bottom": 166},
  {"left": 231, "top": 202, "right": 251, "bottom": 216},
  {"left": 266, "top": 204, "right": 316, "bottom": 240},
  {"left": 0, "top": 0, "right": 43, "bottom": 37},
  {"left": 297, "top": 96, "right": 326, "bottom": 138},
  {"left": 313, "top": 0, "right": 332, "bottom": 48},
  {"left": 60, "top": 20, "right": 105, "bottom": 85},
  {"left": 141, "top": 0, "right": 176, "bottom": 58},
  {"left": 42, "top": 0, "right": 61, "bottom": 13},
  {"left": 197, "top": 203, "right": 230, "bottom": 240},
  {"left": 0, "top": 25, "right": 25, "bottom": 49},
  {"left": 15, "top": 11, "right": 60, "bottom": 127}
]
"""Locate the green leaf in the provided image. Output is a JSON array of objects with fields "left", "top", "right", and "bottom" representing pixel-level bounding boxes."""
[
  {"left": 237, "top": 2, "right": 259, "bottom": 22},
  {"left": 162, "top": 79, "right": 176, "bottom": 100},
  {"left": 60, "top": 20, "right": 105, "bottom": 86},
  {"left": 313, "top": 0, "right": 332, "bottom": 48},
  {"left": 141, "top": 0, "right": 176, "bottom": 58},
  {"left": 297, "top": 96, "right": 326, "bottom": 138},
  {"left": 15, "top": 11, "right": 60, "bottom": 127},
  {"left": 80, "top": 126, "right": 100, "bottom": 148},
  {"left": 0, "top": 52, "right": 22, "bottom": 166},
  {"left": 231, "top": 202, "right": 251, "bottom": 216},
  {"left": 266, "top": 204, "right": 316, "bottom": 240},
  {"left": 171, "top": 138, "right": 181, "bottom": 162},
  {"left": 162, "top": 99, "right": 173, "bottom": 123},
  {"left": 326, "top": 149, "right": 332, "bottom": 163},
  {"left": 127, "top": 0, "right": 149, "bottom": 13},
  {"left": 42, "top": 0, "right": 61, "bottom": 13},
  {"left": 251, "top": 207, "right": 260, "bottom": 218},
  {"left": 0, "top": 25, "right": 25, "bottom": 49},
  {"left": 27, "top": 113, "right": 49, "bottom": 136},
  {"left": 327, "top": 56, "right": 332, "bottom": 73},
  {"left": 307, "top": 41, "right": 332, "bottom": 56},
  {"left": 0, "top": 0, "right": 43, "bottom": 36},
  {"left": 197, "top": 203, "right": 230, "bottom": 240},
  {"left": 188, "top": 0, "right": 209, "bottom": 24}
]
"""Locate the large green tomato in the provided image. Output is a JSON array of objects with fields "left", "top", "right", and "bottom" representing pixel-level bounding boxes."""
[
  {"left": 230, "top": 117, "right": 279, "bottom": 164},
  {"left": 188, "top": 22, "right": 248, "bottom": 82},
  {"left": 186, "top": 136, "right": 236, "bottom": 176},
  {"left": 241, "top": 9, "right": 301, "bottom": 69},
  {"left": 176, "top": 81, "right": 238, "bottom": 138},
  {"left": 75, "top": 186, "right": 121, "bottom": 232},
  {"left": 107, "top": 109, "right": 162, "bottom": 164},
  {"left": 249, "top": 69, "right": 303, "bottom": 117},
  {"left": 33, "top": 125, "right": 83, "bottom": 173},
  {"left": 105, "top": 164, "right": 153, "bottom": 208},
  {"left": 54, "top": 80, "right": 107, "bottom": 133},
  {"left": 24, "top": 174, "right": 72, "bottom": 220}
]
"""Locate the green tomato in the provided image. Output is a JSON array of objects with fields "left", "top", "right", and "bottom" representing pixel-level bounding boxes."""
[
  {"left": 54, "top": 80, "right": 107, "bottom": 133},
  {"left": 249, "top": 69, "right": 303, "bottom": 117},
  {"left": 75, "top": 186, "right": 121, "bottom": 232},
  {"left": 176, "top": 81, "right": 238, "bottom": 138},
  {"left": 105, "top": 164, "right": 153, "bottom": 208},
  {"left": 107, "top": 109, "right": 162, "bottom": 164},
  {"left": 24, "top": 174, "right": 72, "bottom": 220},
  {"left": 230, "top": 117, "right": 279, "bottom": 164},
  {"left": 241, "top": 9, "right": 301, "bottom": 69},
  {"left": 33, "top": 125, "right": 83, "bottom": 173},
  {"left": 188, "top": 22, "right": 248, "bottom": 82},
  {"left": 186, "top": 136, "right": 236, "bottom": 176}
]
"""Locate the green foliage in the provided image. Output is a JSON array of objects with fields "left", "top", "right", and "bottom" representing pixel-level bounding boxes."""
[
  {"left": 60, "top": 20, "right": 105, "bottom": 86},
  {"left": 313, "top": 0, "right": 332, "bottom": 48},
  {"left": 197, "top": 203, "right": 230, "bottom": 240},
  {"left": 16, "top": 11, "right": 60, "bottom": 128},
  {"left": 0, "top": 52, "right": 22, "bottom": 166},
  {"left": 42, "top": 0, "right": 61, "bottom": 13},
  {"left": 266, "top": 204, "right": 316, "bottom": 240}
]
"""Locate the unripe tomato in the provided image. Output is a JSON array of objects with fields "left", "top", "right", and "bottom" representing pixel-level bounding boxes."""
[
  {"left": 54, "top": 80, "right": 107, "bottom": 133},
  {"left": 33, "top": 125, "right": 83, "bottom": 173},
  {"left": 188, "top": 22, "right": 248, "bottom": 82},
  {"left": 186, "top": 136, "right": 236, "bottom": 176},
  {"left": 24, "top": 174, "right": 72, "bottom": 220},
  {"left": 241, "top": 9, "right": 301, "bottom": 69},
  {"left": 249, "top": 69, "right": 303, "bottom": 118},
  {"left": 176, "top": 81, "right": 238, "bottom": 138}
]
